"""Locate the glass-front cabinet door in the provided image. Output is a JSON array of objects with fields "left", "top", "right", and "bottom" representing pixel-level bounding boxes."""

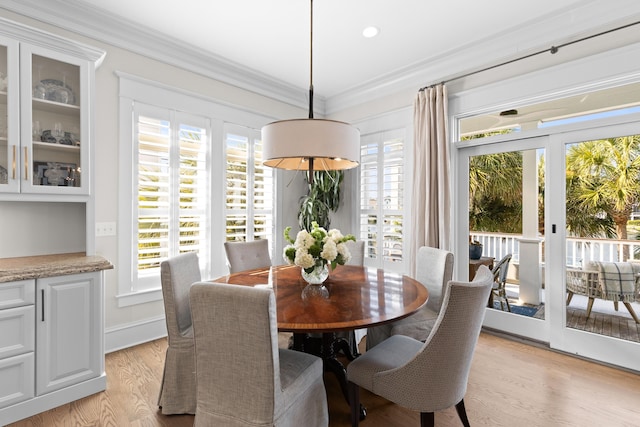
[
  {"left": 0, "top": 36, "right": 19, "bottom": 193},
  {"left": 19, "top": 44, "right": 89, "bottom": 195}
]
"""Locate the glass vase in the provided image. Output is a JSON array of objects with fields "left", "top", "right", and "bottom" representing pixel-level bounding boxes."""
[{"left": 301, "top": 263, "right": 329, "bottom": 284}]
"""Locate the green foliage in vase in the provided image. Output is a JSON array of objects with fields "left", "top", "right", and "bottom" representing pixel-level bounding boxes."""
[{"left": 298, "top": 170, "right": 344, "bottom": 231}]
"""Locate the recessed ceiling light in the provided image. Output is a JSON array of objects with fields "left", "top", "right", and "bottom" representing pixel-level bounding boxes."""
[{"left": 362, "top": 26, "right": 379, "bottom": 38}]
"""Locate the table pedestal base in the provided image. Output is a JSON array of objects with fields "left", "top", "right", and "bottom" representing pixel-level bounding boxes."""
[{"left": 292, "top": 332, "right": 366, "bottom": 420}]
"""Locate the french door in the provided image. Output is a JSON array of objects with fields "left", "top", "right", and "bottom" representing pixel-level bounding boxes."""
[
  {"left": 457, "top": 121, "right": 640, "bottom": 371},
  {"left": 457, "top": 137, "right": 549, "bottom": 343},
  {"left": 549, "top": 121, "right": 640, "bottom": 371}
]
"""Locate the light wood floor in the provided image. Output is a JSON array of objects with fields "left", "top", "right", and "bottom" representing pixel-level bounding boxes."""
[
  {"left": 7, "top": 332, "right": 640, "bottom": 427},
  {"left": 500, "top": 301, "right": 640, "bottom": 342}
]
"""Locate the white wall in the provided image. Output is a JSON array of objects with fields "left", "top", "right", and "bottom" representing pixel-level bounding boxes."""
[
  {"left": 4, "top": 5, "right": 640, "bottom": 351},
  {"left": 0, "top": 10, "right": 309, "bottom": 350}
]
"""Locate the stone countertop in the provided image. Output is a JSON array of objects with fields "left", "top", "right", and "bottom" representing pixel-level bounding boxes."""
[{"left": 0, "top": 252, "right": 114, "bottom": 283}]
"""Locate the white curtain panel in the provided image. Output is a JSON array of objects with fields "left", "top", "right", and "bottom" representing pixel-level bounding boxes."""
[{"left": 410, "top": 84, "right": 450, "bottom": 276}]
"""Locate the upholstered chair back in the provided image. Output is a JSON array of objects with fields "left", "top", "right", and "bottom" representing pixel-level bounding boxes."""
[
  {"left": 189, "top": 282, "right": 329, "bottom": 426},
  {"left": 416, "top": 246, "right": 454, "bottom": 313},
  {"left": 157, "top": 251, "right": 201, "bottom": 414},
  {"left": 345, "top": 240, "right": 365, "bottom": 266},
  {"left": 224, "top": 239, "right": 272, "bottom": 274}
]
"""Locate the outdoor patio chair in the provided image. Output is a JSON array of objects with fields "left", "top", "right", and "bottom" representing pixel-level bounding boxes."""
[
  {"left": 566, "top": 261, "right": 640, "bottom": 324},
  {"left": 489, "top": 253, "right": 513, "bottom": 312}
]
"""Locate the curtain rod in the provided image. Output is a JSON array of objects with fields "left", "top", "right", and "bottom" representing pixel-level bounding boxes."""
[{"left": 420, "top": 19, "right": 640, "bottom": 91}]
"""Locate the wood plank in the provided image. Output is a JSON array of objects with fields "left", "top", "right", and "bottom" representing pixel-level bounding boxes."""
[{"left": 7, "top": 334, "right": 640, "bottom": 427}]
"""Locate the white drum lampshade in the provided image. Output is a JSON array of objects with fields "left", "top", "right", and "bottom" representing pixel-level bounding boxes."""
[{"left": 262, "top": 118, "right": 360, "bottom": 171}]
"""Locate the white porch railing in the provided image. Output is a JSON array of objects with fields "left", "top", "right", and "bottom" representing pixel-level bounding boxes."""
[{"left": 470, "top": 232, "right": 640, "bottom": 267}]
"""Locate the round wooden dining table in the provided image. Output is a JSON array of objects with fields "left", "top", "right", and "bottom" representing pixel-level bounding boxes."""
[{"left": 212, "top": 264, "right": 428, "bottom": 419}]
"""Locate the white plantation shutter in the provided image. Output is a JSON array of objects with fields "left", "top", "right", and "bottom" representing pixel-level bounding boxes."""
[
  {"left": 360, "top": 129, "right": 405, "bottom": 270},
  {"left": 225, "top": 124, "right": 273, "bottom": 245},
  {"left": 135, "top": 105, "right": 209, "bottom": 290}
]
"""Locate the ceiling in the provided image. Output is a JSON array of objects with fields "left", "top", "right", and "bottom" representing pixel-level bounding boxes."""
[
  {"left": 52, "top": 0, "right": 606, "bottom": 98},
  {"left": 3, "top": 0, "right": 640, "bottom": 117}
]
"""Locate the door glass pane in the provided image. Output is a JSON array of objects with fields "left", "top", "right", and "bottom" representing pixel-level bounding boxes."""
[
  {"left": 31, "top": 54, "right": 81, "bottom": 187},
  {"left": 565, "top": 134, "right": 640, "bottom": 341},
  {"left": 469, "top": 148, "right": 546, "bottom": 319},
  {"left": 0, "top": 44, "right": 8, "bottom": 185}
]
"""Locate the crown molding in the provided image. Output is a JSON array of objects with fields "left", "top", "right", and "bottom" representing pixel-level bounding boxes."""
[
  {"left": 2, "top": 0, "right": 639, "bottom": 117},
  {"left": 326, "top": 0, "right": 640, "bottom": 115},
  {"left": 0, "top": 0, "right": 322, "bottom": 113},
  {"left": 0, "top": 14, "right": 105, "bottom": 65}
]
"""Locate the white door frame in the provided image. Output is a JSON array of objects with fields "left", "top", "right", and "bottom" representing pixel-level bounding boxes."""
[
  {"left": 455, "top": 116, "right": 640, "bottom": 371},
  {"left": 456, "top": 136, "right": 550, "bottom": 343}
]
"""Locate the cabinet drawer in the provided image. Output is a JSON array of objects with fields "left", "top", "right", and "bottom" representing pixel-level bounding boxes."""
[
  {"left": 0, "top": 352, "right": 35, "bottom": 409},
  {"left": 0, "top": 305, "right": 35, "bottom": 359},
  {"left": 0, "top": 280, "right": 35, "bottom": 309}
]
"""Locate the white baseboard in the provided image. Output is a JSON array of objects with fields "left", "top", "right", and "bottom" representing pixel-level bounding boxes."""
[{"left": 105, "top": 316, "right": 167, "bottom": 353}]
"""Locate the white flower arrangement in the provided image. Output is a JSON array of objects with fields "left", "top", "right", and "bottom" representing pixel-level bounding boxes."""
[{"left": 283, "top": 221, "right": 356, "bottom": 273}]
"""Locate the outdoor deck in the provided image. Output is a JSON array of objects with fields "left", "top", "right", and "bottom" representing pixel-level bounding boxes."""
[{"left": 499, "top": 302, "right": 640, "bottom": 342}]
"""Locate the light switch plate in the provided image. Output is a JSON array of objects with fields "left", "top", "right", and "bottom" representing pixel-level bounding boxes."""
[{"left": 96, "top": 222, "right": 116, "bottom": 236}]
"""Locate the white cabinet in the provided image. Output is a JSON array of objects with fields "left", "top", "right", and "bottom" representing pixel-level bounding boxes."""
[
  {"left": 0, "top": 353, "right": 35, "bottom": 410},
  {"left": 0, "top": 270, "right": 106, "bottom": 425},
  {"left": 0, "top": 17, "right": 104, "bottom": 198},
  {"left": 36, "top": 272, "right": 103, "bottom": 395},
  {"left": 0, "top": 279, "right": 35, "bottom": 409},
  {"left": 20, "top": 46, "right": 89, "bottom": 195},
  {"left": 0, "top": 35, "right": 19, "bottom": 193}
]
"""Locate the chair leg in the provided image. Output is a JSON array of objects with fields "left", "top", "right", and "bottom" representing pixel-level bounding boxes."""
[
  {"left": 623, "top": 302, "right": 640, "bottom": 324},
  {"left": 420, "top": 412, "right": 435, "bottom": 427},
  {"left": 504, "top": 294, "right": 511, "bottom": 312},
  {"left": 455, "top": 399, "right": 471, "bottom": 427},
  {"left": 348, "top": 381, "right": 360, "bottom": 427},
  {"left": 566, "top": 291, "right": 574, "bottom": 305},
  {"left": 586, "top": 297, "right": 595, "bottom": 318}
]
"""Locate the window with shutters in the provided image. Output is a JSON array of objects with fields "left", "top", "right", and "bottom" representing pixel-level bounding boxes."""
[
  {"left": 118, "top": 74, "right": 275, "bottom": 307},
  {"left": 360, "top": 129, "right": 405, "bottom": 270},
  {"left": 225, "top": 124, "right": 274, "bottom": 249},
  {"left": 134, "top": 105, "right": 210, "bottom": 291}
]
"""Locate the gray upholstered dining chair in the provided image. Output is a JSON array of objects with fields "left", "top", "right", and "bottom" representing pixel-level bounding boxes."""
[
  {"left": 366, "top": 246, "right": 454, "bottom": 349},
  {"left": 158, "top": 252, "right": 200, "bottom": 414},
  {"left": 345, "top": 240, "right": 365, "bottom": 266},
  {"left": 189, "top": 282, "right": 329, "bottom": 427},
  {"left": 224, "top": 239, "right": 272, "bottom": 274},
  {"left": 347, "top": 265, "right": 493, "bottom": 427}
]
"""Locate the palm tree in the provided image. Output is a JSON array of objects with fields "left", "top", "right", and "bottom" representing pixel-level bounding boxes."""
[
  {"left": 566, "top": 135, "right": 640, "bottom": 241},
  {"left": 469, "top": 152, "right": 523, "bottom": 233}
]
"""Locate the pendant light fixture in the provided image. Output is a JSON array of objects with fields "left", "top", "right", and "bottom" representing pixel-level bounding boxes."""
[{"left": 261, "top": 0, "right": 360, "bottom": 184}]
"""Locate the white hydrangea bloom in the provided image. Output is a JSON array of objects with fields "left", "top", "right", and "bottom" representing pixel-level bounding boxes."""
[
  {"left": 320, "top": 239, "right": 338, "bottom": 262},
  {"left": 336, "top": 242, "right": 351, "bottom": 263},
  {"left": 295, "top": 230, "right": 314, "bottom": 249},
  {"left": 328, "top": 229, "right": 343, "bottom": 241},
  {"left": 294, "top": 249, "right": 315, "bottom": 269}
]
